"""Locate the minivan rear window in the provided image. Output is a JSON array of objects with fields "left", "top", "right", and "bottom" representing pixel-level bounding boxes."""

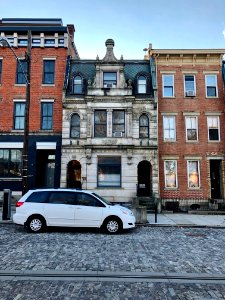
[{"left": 26, "top": 191, "right": 49, "bottom": 203}]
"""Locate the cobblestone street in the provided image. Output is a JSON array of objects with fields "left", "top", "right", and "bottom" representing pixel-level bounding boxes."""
[{"left": 1, "top": 224, "right": 225, "bottom": 299}]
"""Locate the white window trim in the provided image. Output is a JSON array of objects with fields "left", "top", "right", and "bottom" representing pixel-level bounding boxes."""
[
  {"left": 36, "top": 142, "right": 56, "bottom": 150},
  {"left": 162, "top": 74, "right": 174, "bottom": 98},
  {"left": 40, "top": 99, "right": 54, "bottom": 103},
  {"left": 42, "top": 57, "right": 57, "bottom": 61},
  {"left": 164, "top": 160, "right": 178, "bottom": 189},
  {"left": 205, "top": 74, "right": 218, "bottom": 98},
  {"left": 187, "top": 160, "right": 200, "bottom": 189},
  {"left": 183, "top": 74, "right": 196, "bottom": 97},
  {"left": 163, "top": 115, "right": 176, "bottom": 142},
  {"left": 13, "top": 99, "right": 26, "bottom": 102},
  {"left": 0, "top": 142, "right": 23, "bottom": 148},
  {"left": 185, "top": 116, "right": 198, "bottom": 142},
  {"left": 207, "top": 116, "right": 220, "bottom": 142}
]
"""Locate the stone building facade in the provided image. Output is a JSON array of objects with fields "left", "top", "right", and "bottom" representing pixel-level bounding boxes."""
[
  {"left": 0, "top": 18, "right": 78, "bottom": 194},
  {"left": 147, "top": 46, "right": 225, "bottom": 208},
  {"left": 61, "top": 39, "right": 159, "bottom": 203}
]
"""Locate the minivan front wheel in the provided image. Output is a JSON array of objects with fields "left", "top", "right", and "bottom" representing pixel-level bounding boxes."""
[
  {"left": 26, "top": 216, "right": 46, "bottom": 233},
  {"left": 104, "top": 218, "right": 122, "bottom": 234}
]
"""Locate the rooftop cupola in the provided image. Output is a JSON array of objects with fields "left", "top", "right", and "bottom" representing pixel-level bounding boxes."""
[{"left": 102, "top": 38, "right": 118, "bottom": 62}]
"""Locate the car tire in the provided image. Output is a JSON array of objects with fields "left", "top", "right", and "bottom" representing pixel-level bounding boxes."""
[
  {"left": 25, "top": 215, "right": 46, "bottom": 233},
  {"left": 103, "top": 217, "right": 122, "bottom": 234}
]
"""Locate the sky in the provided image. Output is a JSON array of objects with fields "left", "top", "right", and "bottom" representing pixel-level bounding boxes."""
[{"left": 1, "top": 0, "right": 225, "bottom": 59}]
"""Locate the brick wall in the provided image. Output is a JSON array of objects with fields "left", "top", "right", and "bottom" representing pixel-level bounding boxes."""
[
  {"left": 156, "top": 57, "right": 225, "bottom": 200},
  {"left": 0, "top": 47, "right": 67, "bottom": 133}
]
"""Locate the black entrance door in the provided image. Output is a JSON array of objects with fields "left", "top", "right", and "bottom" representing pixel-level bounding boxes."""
[
  {"left": 210, "top": 160, "right": 221, "bottom": 199},
  {"left": 137, "top": 160, "right": 152, "bottom": 196},
  {"left": 36, "top": 150, "right": 55, "bottom": 188},
  {"left": 67, "top": 160, "right": 82, "bottom": 189}
]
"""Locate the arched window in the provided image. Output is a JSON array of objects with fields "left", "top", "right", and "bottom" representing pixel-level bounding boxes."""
[
  {"left": 137, "top": 75, "right": 147, "bottom": 94},
  {"left": 70, "top": 114, "right": 80, "bottom": 138},
  {"left": 139, "top": 114, "right": 149, "bottom": 138},
  {"left": 73, "top": 75, "right": 82, "bottom": 94}
]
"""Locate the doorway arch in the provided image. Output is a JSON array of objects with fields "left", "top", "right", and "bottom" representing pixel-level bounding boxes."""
[
  {"left": 137, "top": 160, "right": 152, "bottom": 196},
  {"left": 67, "top": 160, "right": 82, "bottom": 188}
]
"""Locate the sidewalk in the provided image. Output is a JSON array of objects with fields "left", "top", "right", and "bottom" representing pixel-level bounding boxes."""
[{"left": 147, "top": 213, "right": 225, "bottom": 227}]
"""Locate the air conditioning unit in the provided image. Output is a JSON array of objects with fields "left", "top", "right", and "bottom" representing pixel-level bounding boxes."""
[
  {"left": 113, "top": 132, "right": 123, "bottom": 138},
  {"left": 186, "top": 90, "right": 195, "bottom": 97},
  {"left": 103, "top": 83, "right": 117, "bottom": 88}
]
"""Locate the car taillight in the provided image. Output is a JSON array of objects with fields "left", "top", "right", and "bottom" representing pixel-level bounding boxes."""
[{"left": 16, "top": 202, "right": 24, "bottom": 207}]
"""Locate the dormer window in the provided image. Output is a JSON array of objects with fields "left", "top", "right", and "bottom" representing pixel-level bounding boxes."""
[
  {"left": 73, "top": 75, "right": 82, "bottom": 94},
  {"left": 103, "top": 72, "right": 117, "bottom": 88},
  {"left": 137, "top": 75, "right": 147, "bottom": 94}
]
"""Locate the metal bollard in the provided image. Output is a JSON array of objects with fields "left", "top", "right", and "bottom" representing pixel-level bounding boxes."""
[
  {"left": 155, "top": 204, "right": 157, "bottom": 223},
  {"left": 2, "top": 189, "right": 11, "bottom": 220}
]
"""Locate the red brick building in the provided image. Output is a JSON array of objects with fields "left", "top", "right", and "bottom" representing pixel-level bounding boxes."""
[
  {"left": 148, "top": 47, "right": 225, "bottom": 209},
  {"left": 0, "top": 18, "right": 78, "bottom": 194}
]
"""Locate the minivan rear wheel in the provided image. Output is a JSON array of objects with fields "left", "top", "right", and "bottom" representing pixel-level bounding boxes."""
[
  {"left": 103, "top": 217, "right": 122, "bottom": 234},
  {"left": 26, "top": 216, "right": 46, "bottom": 233}
]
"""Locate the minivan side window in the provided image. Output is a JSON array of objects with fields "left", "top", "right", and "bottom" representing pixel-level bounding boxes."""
[
  {"left": 48, "top": 192, "right": 77, "bottom": 205},
  {"left": 26, "top": 191, "right": 49, "bottom": 203},
  {"left": 76, "top": 193, "right": 105, "bottom": 207}
]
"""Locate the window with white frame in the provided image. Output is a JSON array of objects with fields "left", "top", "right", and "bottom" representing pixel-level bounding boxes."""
[
  {"left": 207, "top": 116, "right": 220, "bottom": 141},
  {"left": 14, "top": 102, "right": 25, "bottom": 130},
  {"left": 137, "top": 75, "right": 147, "bottom": 94},
  {"left": 205, "top": 75, "right": 218, "bottom": 97},
  {"left": 163, "top": 116, "right": 176, "bottom": 141},
  {"left": 187, "top": 160, "right": 200, "bottom": 188},
  {"left": 164, "top": 160, "right": 178, "bottom": 188},
  {"left": 185, "top": 116, "right": 198, "bottom": 141},
  {"left": 162, "top": 74, "right": 174, "bottom": 97},
  {"left": 103, "top": 72, "right": 117, "bottom": 88},
  {"left": 41, "top": 102, "right": 53, "bottom": 130},
  {"left": 184, "top": 75, "right": 195, "bottom": 96},
  {"left": 73, "top": 75, "right": 83, "bottom": 94}
]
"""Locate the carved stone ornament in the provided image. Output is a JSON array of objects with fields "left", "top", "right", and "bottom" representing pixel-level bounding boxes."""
[
  {"left": 102, "top": 39, "right": 118, "bottom": 62},
  {"left": 88, "top": 79, "right": 92, "bottom": 86}
]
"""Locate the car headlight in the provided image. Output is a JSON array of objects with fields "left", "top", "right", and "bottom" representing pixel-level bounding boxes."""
[{"left": 120, "top": 208, "right": 133, "bottom": 216}]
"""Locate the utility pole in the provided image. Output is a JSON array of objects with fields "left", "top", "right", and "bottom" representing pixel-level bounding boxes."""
[{"left": 22, "top": 30, "right": 31, "bottom": 195}]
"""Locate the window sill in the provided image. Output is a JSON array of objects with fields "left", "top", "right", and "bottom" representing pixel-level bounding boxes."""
[
  {"left": 164, "top": 188, "right": 179, "bottom": 190},
  {"left": 42, "top": 84, "right": 55, "bottom": 87},
  {"left": 186, "top": 140, "right": 199, "bottom": 143},
  {"left": 14, "top": 84, "right": 26, "bottom": 87},
  {"left": 163, "top": 140, "right": 176, "bottom": 143},
  {"left": 187, "top": 187, "right": 201, "bottom": 190},
  {"left": 208, "top": 140, "right": 220, "bottom": 143},
  {"left": 11, "top": 130, "right": 24, "bottom": 132},
  {"left": 162, "top": 96, "right": 176, "bottom": 99},
  {"left": 206, "top": 96, "right": 218, "bottom": 99},
  {"left": 39, "top": 130, "right": 54, "bottom": 132}
]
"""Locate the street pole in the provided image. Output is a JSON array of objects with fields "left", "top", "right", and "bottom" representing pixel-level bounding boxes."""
[{"left": 22, "top": 30, "right": 31, "bottom": 195}]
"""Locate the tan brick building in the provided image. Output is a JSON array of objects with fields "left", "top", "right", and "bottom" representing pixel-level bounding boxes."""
[
  {"left": 0, "top": 18, "right": 78, "bottom": 194},
  {"left": 147, "top": 47, "right": 225, "bottom": 210}
]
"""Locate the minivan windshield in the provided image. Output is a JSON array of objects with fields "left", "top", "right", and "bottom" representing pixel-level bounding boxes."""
[{"left": 92, "top": 193, "right": 112, "bottom": 205}]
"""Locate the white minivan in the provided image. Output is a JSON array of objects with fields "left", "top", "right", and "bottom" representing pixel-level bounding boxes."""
[{"left": 13, "top": 189, "right": 136, "bottom": 234}]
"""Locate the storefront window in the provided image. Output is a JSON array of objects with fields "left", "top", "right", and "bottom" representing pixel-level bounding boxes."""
[{"left": 97, "top": 156, "right": 121, "bottom": 187}]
